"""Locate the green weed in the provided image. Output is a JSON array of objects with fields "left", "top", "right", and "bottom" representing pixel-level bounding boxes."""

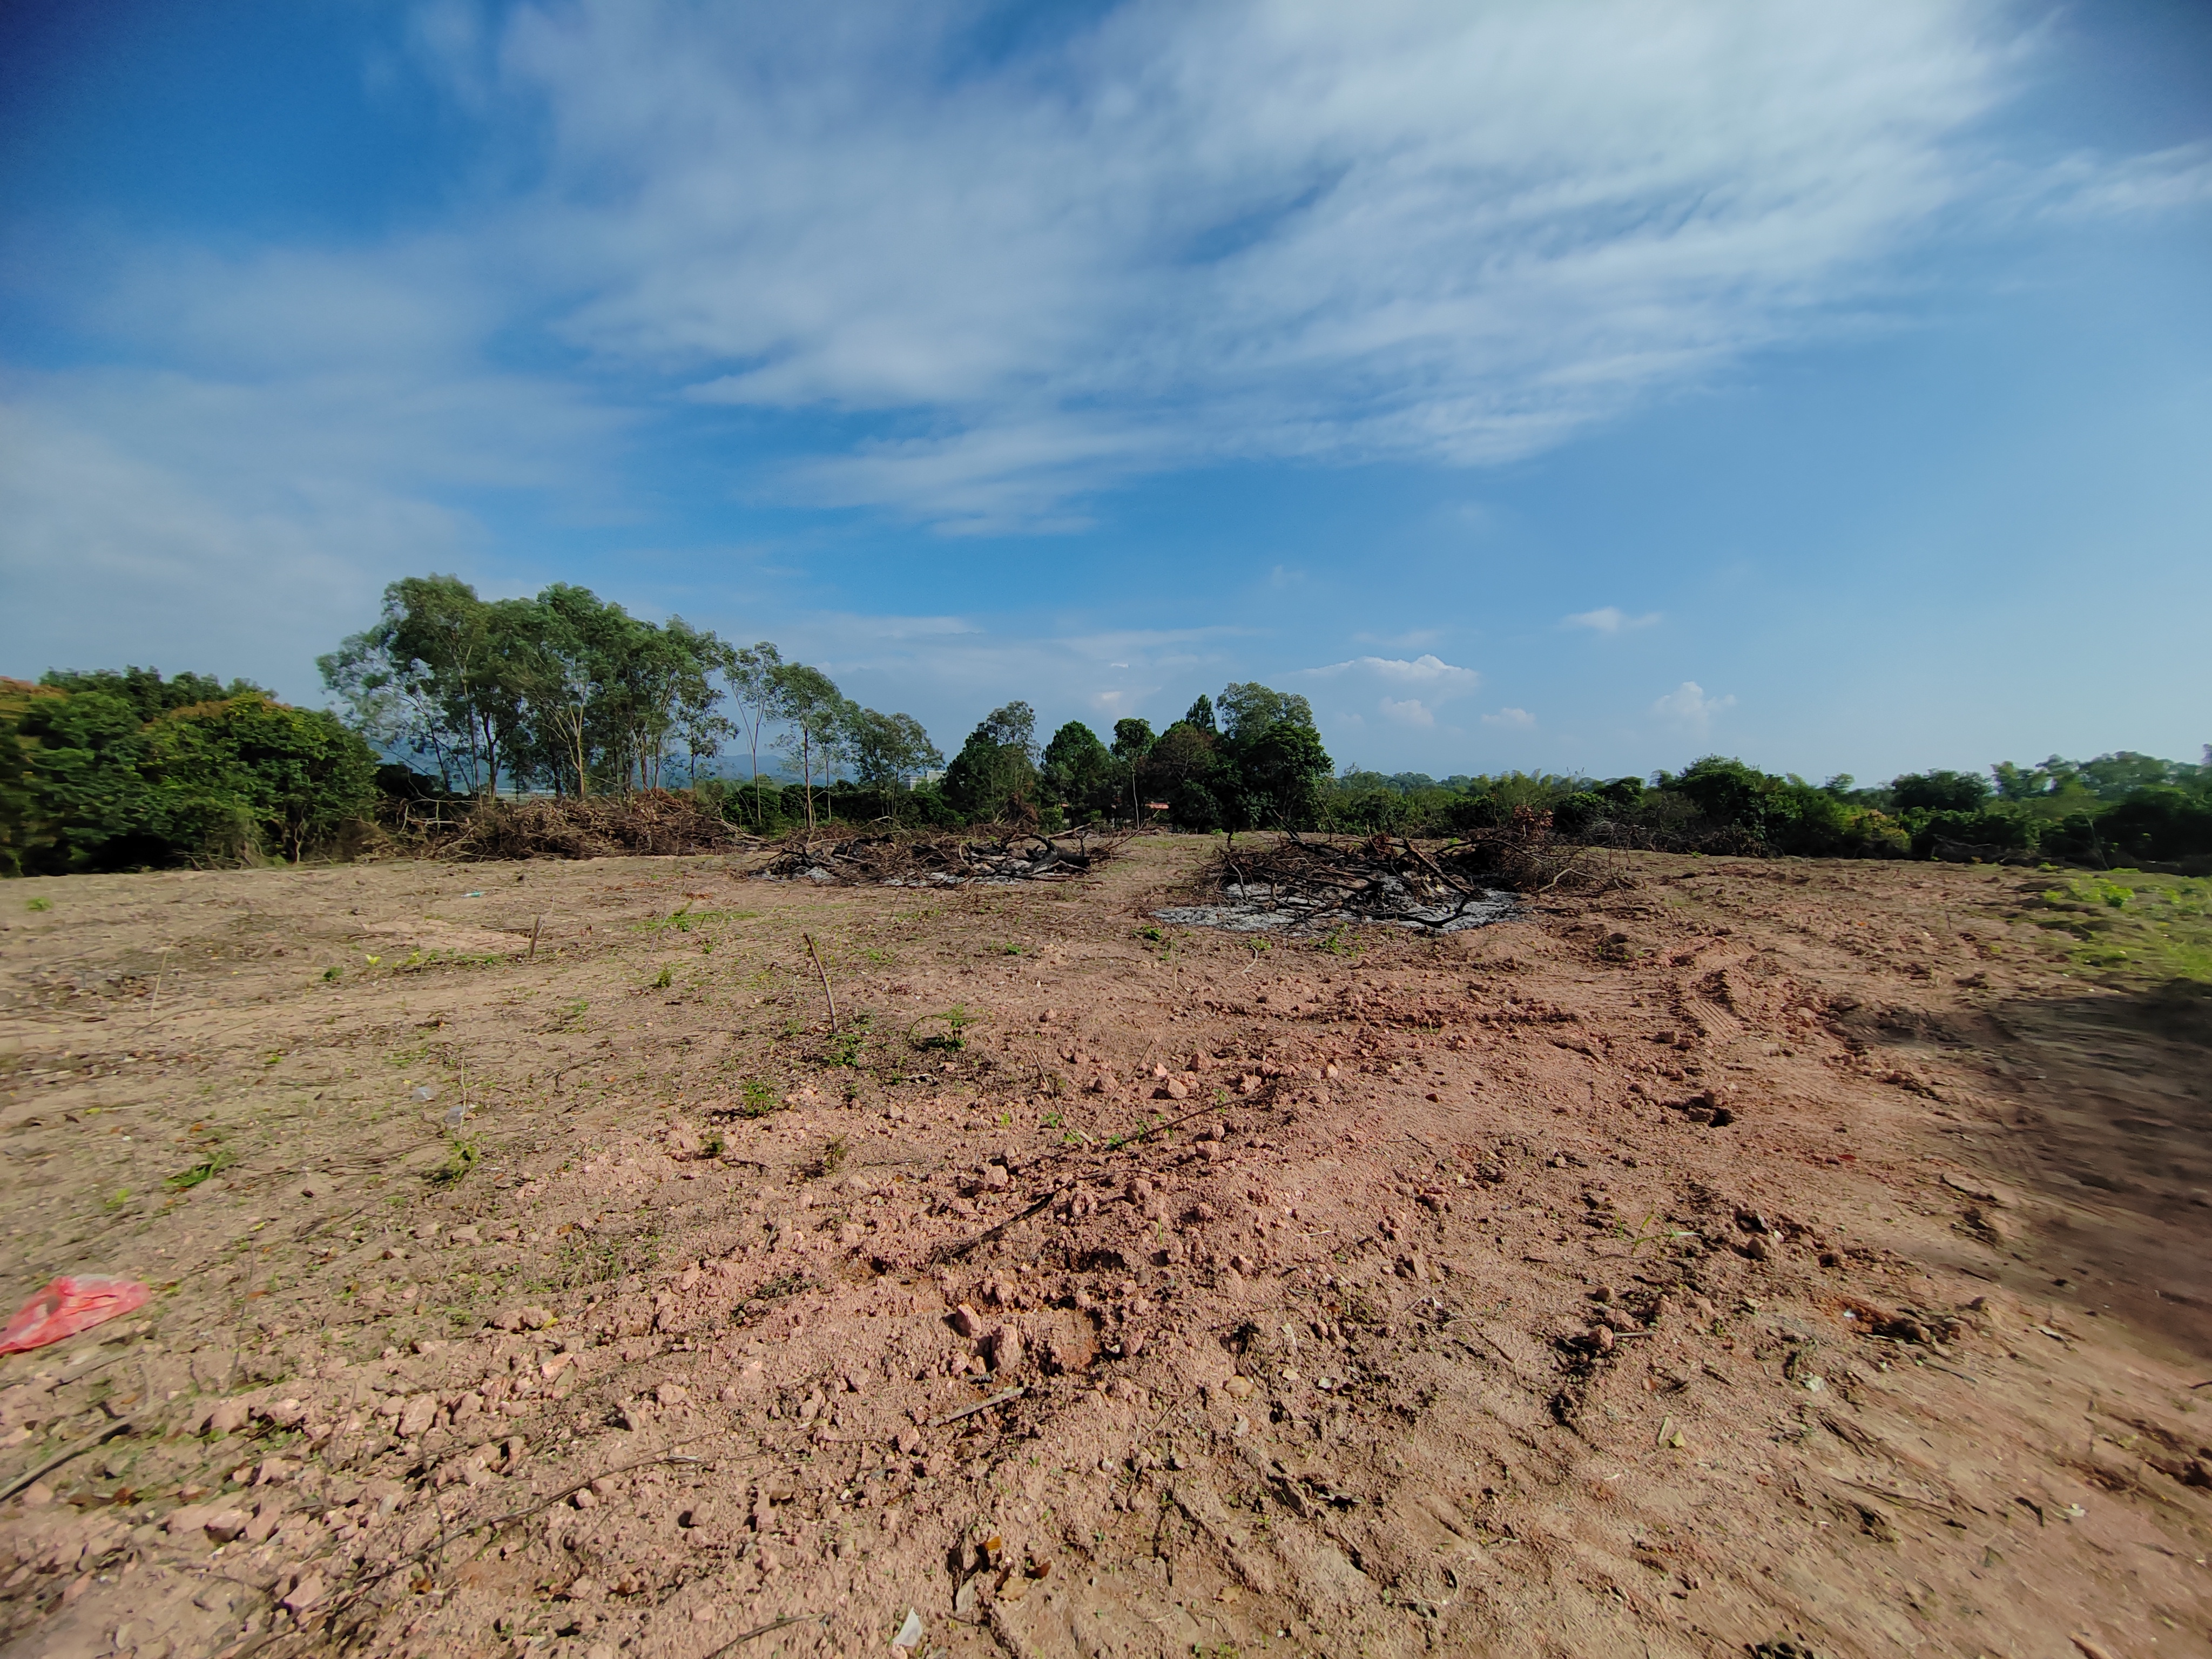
[
  {"left": 166, "top": 1147, "right": 236, "bottom": 1191},
  {"left": 824, "top": 1016, "right": 874, "bottom": 1068},
  {"left": 652, "top": 965, "right": 673, "bottom": 989},
  {"left": 637, "top": 906, "right": 755, "bottom": 934},
  {"left": 910, "top": 1006, "right": 974, "bottom": 1053},
  {"left": 322, "top": 965, "right": 342, "bottom": 982},
  {"left": 429, "top": 1136, "right": 481, "bottom": 1186},
  {"left": 25, "top": 898, "right": 50, "bottom": 913},
  {"left": 1318, "top": 925, "right": 1362, "bottom": 958},
  {"left": 2022, "top": 872, "right": 2212, "bottom": 982},
  {"left": 737, "top": 1078, "right": 781, "bottom": 1118}
]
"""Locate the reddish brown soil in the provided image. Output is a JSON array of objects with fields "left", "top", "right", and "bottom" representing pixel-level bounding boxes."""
[{"left": 1, "top": 840, "right": 2208, "bottom": 1659}]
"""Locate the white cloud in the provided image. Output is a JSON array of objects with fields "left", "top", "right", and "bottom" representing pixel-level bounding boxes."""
[
  {"left": 406, "top": 0, "right": 2054, "bottom": 524},
  {"left": 1379, "top": 697, "right": 1437, "bottom": 728},
  {"left": 1565, "top": 606, "right": 1661, "bottom": 634},
  {"left": 1651, "top": 680, "right": 1737, "bottom": 732},
  {"left": 2036, "top": 141, "right": 2212, "bottom": 219},
  {"left": 1299, "top": 654, "right": 1481, "bottom": 693},
  {"left": 1482, "top": 706, "right": 1536, "bottom": 729},
  {"left": 0, "top": 398, "right": 457, "bottom": 697}
]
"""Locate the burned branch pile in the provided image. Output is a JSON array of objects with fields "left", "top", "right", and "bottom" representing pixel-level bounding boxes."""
[
  {"left": 1159, "top": 819, "right": 1628, "bottom": 934},
  {"left": 758, "top": 825, "right": 1129, "bottom": 886}
]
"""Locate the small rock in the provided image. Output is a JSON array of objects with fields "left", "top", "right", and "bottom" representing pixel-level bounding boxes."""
[
  {"left": 988, "top": 1327, "right": 1024, "bottom": 1371},
  {"left": 281, "top": 1572, "right": 327, "bottom": 1614},
  {"left": 449, "top": 1226, "right": 481, "bottom": 1246},
  {"left": 1164, "top": 1077, "right": 1192, "bottom": 1101},
  {"left": 982, "top": 1165, "right": 1010, "bottom": 1191},
  {"left": 656, "top": 1382, "right": 690, "bottom": 1407},
  {"left": 165, "top": 1504, "right": 217, "bottom": 1535},
  {"left": 397, "top": 1394, "right": 438, "bottom": 1438},
  {"left": 952, "top": 1303, "right": 986, "bottom": 1338},
  {"left": 1221, "top": 1375, "right": 1255, "bottom": 1400},
  {"left": 204, "top": 1508, "right": 251, "bottom": 1543},
  {"left": 207, "top": 1399, "right": 251, "bottom": 1435}
]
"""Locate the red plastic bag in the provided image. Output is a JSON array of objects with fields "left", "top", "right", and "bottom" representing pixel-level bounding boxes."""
[{"left": 0, "top": 1276, "right": 150, "bottom": 1354}]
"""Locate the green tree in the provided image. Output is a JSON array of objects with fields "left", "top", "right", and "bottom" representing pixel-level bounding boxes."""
[
  {"left": 727, "top": 642, "right": 786, "bottom": 825},
  {"left": 943, "top": 703, "right": 1041, "bottom": 821},
  {"left": 4, "top": 677, "right": 374, "bottom": 872},
  {"left": 769, "top": 662, "right": 845, "bottom": 832},
  {"left": 845, "top": 707, "right": 943, "bottom": 794},
  {"left": 1890, "top": 770, "right": 1991, "bottom": 812},
  {"left": 319, "top": 575, "right": 525, "bottom": 796},
  {"left": 1041, "top": 720, "right": 1115, "bottom": 820},
  {"left": 1215, "top": 683, "right": 1329, "bottom": 834}
]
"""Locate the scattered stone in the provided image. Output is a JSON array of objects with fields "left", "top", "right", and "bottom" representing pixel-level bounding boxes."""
[
  {"left": 281, "top": 1572, "right": 327, "bottom": 1614},
  {"left": 204, "top": 1508, "right": 251, "bottom": 1542}
]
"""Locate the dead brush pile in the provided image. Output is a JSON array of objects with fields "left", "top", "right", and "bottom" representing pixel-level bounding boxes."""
[
  {"left": 387, "top": 791, "right": 749, "bottom": 861},
  {"left": 1165, "top": 812, "right": 1629, "bottom": 934},
  {"left": 759, "top": 823, "right": 1129, "bottom": 886}
]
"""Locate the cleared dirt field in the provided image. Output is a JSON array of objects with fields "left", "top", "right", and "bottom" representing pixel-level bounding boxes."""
[{"left": 1, "top": 838, "right": 2208, "bottom": 1659}]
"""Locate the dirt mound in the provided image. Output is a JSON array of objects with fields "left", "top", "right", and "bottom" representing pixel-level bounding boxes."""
[
  {"left": 758, "top": 824, "right": 1128, "bottom": 886},
  {"left": 391, "top": 791, "right": 747, "bottom": 861}
]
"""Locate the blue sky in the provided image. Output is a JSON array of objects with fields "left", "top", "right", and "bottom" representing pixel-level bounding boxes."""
[{"left": 2, "top": 0, "right": 2208, "bottom": 782}]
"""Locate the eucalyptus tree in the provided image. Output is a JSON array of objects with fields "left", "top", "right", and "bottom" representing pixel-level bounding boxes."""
[
  {"left": 319, "top": 575, "right": 529, "bottom": 795},
  {"left": 845, "top": 707, "right": 942, "bottom": 795},
  {"left": 769, "top": 660, "right": 846, "bottom": 832},
  {"left": 726, "top": 642, "right": 784, "bottom": 822}
]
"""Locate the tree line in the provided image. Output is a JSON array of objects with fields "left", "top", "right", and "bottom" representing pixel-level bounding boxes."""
[
  {"left": 1314, "top": 751, "right": 2212, "bottom": 868},
  {"left": 316, "top": 575, "right": 941, "bottom": 832},
  {"left": 2, "top": 570, "right": 2204, "bottom": 872}
]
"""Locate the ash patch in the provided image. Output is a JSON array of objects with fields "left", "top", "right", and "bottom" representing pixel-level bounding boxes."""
[{"left": 1156, "top": 879, "right": 1519, "bottom": 934}]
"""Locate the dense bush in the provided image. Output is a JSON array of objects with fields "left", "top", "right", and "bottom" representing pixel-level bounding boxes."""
[{"left": 1, "top": 671, "right": 378, "bottom": 874}]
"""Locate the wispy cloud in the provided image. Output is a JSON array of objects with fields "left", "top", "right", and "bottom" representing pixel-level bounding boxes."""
[
  {"left": 1565, "top": 606, "right": 1661, "bottom": 635},
  {"left": 2035, "top": 141, "right": 2212, "bottom": 219},
  {"left": 1298, "top": 654, "right": 1482, "bottom": 693},
  {"left": 1380, "top": 697, "right": 1437, "bottom": 729},
  {"left": 1651, "top": 680, "right": 1737, "bottom": 733},
  {"left": 1482, "top": 706, "right": 1536, "bottom": 729},
  {"left": 410, "top": 1, "right": 2060, "bottom": 525}
]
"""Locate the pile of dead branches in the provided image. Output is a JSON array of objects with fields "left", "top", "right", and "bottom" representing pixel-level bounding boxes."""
[
  {"left": 386, "top": 791, "right": 749, "bottom": 861},
  {"left": 758, "top": 824, "right": 1129, "bottom": 886},
  {"left": 1173, "top": 834, "right": 1512, "bottom": 933},
  {"left": 1163, "top": 819, "right": 1629, "bottom": 934},
  {"left": 1452, "top": 806, "right": 1634, "bottom": 893}
]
